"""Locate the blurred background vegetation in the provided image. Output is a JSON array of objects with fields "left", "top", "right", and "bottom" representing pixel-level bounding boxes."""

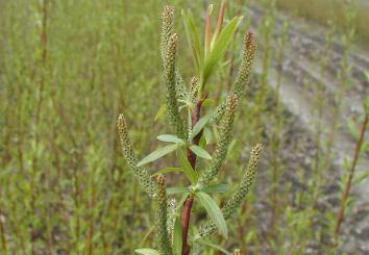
[{"left": 0, "top": 0, "right": 368, "bottom": 254}]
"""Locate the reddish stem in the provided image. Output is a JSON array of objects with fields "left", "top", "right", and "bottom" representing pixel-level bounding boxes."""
[
  {"left": 181, "top": 98, "right": 206, "bottom": 255},
  {"left": 187, "top": 100, "right": 205, "bottom": 168},
  {"left": 181, "top": 196, "right": 194, "bottom": 255},
  {"left": 335, "top": 113, "right": 369, "bottom": 236}
]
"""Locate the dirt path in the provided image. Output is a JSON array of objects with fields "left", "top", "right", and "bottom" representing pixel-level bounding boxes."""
[{"left": 249, "top": 5, "right": 369, "bottom": 254}]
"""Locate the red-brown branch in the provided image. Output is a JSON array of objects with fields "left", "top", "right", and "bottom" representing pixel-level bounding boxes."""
[
  {"left": 335, "top": 112, "right": 369, "bottom": 236},
  {"left": 181, "top": 196, "right": 194, "bottom": 255},
  {"left": 181, "top": 98, "right": 206, "bottom": 255}
]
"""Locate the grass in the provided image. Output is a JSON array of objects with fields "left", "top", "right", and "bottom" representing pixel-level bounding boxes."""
[{"left": 276, "top": 0, "right": 369, "bottom": 45}]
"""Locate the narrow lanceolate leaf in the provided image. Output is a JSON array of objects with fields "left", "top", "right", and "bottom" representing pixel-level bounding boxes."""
[
  {"left": 202, "top": 98, "right": 215, "bottom": 107},
  {"left": 135, "top": 248, "right": 161, "bottom": 255},
  {"left": 203, "top": 127, "right": 214, "bottom": 145},
  {"left": 166, "top": 187, "right": 189, "bottom": 195},
  {"left": 197, "top": 239, "right": 231, "bottom": 255},
  {"left": 202, "top": 16, "right": 242, "bottom": 88},
  {"left": 189, "top": 145, "right": 212, "bottom": 160},
  {"left": 172, "top": 217, "right": 183, "bottom": 255},
  {"left": 182, "top": 10, "right": 203, "bottom": 73},
  {"left": 178, "top": 150, "right": 198, "bottom": 183},
  {"left": 137, "top": 144, "right": 178, "bottom": 167},
  {"left": 117, "top": 114, "right": 156, "bottom": 196},
  {"left": 157, "top": 134, "right": 185, "bottom": 145},
  {"left": 155, "top": 104, "right": 168, "bottom": 121},
  {"left": 153, "top": 167, "right": 183, "bottom": 176},
  {"left": 190, "top": 114, "right": 212, "bottom": 140},
  {"left": 197, "top": 144, "right": 262, "bottom": 239},
  {"left": 196, "top": 192, "right": 228, "bottom": 238},
  {"left": 202, "top": 183, "right": 229, "bottom": 194}
]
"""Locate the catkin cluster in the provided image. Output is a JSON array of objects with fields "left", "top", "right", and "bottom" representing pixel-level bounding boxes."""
[{"left": 117, "top": 4, "right": 260, "bottom": 254}]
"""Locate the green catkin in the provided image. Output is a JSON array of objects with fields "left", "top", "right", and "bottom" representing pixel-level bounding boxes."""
[
  {"left": 154, "top": 175, "right": 173, "bottom": 255},
  {"left": 117, "top": 114, "right": 156, "bottom": 196},
  {"left": 165, "top": 34, "right": 187, "bottom": 139},
  {"left": 198, "top": 95, "right": 239, "bottom": 186},
  {"left": 211, "top": 32, "right": 256, "bottom": 125},
  {"left": 210, "top": 100, "right": 227, "bottom": 124},
  {"left": 160, "top": 6, "right": 175, "bottom": 62},
  {"left": 234, "top": 31, "right": 257, "bottom": 98},
  {"left": 198, "top": 144, "right": 262, "bottom": 238},
  {"left": 190, "top": 76, "right": 199, "bottom": 104},
  {"left": 161, "top": 6, "right": 189, "bottom": 104},
  {"left": 167, "top": 198, "right": 176, "bottom": 243}
]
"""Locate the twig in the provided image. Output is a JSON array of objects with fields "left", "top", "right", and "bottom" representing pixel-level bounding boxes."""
[{"left": 335, "top": 112, "right": 369, "bottom": 236}]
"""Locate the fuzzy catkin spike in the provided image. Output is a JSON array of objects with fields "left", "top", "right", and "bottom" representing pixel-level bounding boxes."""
[
  {"left": 117, "top": 114, "right": 156, "bottom": 196},
  {"left": 210, "top": 100, "right": 227, "bottom": 124},
  {"left": 167, "top": 198, "right": 177, "bottom": 243},
  {"left": 234, "top": 31, "right": 256, "bottom": 98},
  {"left": 222, "top": 144, "right": 262, "bottom": 217},
  {"left": 197, "top": 144, "right": 262, "bottom": 238},
  {"left": 165, "top": 34, "right": 186, "bottom": 139},
  {"left": 161, "top": 5, "right": 175, "bottom": 62},
  {"left": 153, "top": 175, "right": 173, "bottom": 255},
  {"left": 160, "top": 6, "right": 189, "bottom": 104},
  {"left": 211, "top": 32, "right": 256, "bottom": 125},
  {"left": 199, "top": 95, "right": 239, "bottom": 186},
  {"left": 190, "top": 76, "right": 199, "bottom": 104}
]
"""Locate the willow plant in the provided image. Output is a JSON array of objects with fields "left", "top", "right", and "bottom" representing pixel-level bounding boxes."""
[{"left": 117, "top": 3, "right": 261, "bottom": 255}]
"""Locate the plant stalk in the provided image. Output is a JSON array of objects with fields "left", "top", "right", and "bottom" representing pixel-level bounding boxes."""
[
  {"left": 335, "top": 112, "right": 369, "bottom": 236},
  {"left": 182, "top": 98, "right": 205, "bottom": 255}
]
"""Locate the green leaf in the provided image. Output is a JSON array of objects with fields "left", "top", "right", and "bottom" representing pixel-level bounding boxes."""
[
  {"left": 137, "top": 144, "right": 178, "bottom": 167},
  {"left": 202, "top": 16, "right": 242, "bottom": 86},
  {"left": 182, "top": 10, "right": 204, "bottom": 73},
  {"left": 190, "top": 114, "right": 212, "bottom": 140},
  {"left": 202, "top": 98, "right": 215, "bottom": 107},
  {"left": 135, "top": 248, "right": 161, "bottom": 255},
  {"left": 354, "top": 171, "right": 369, "bottom": 185},
  {"left": 157, "top": 134, "right": 185, "bottom": 145},
  {"left": 153, "top": 167, "right": 183, "bottom": 176},
  {"left": 197, "top": 239, "right": 231, "bottom": 255},
  {"left": 348, "top": 120, "right": 359, "bottom": 140},
  {"left": 167, "top": 187, "right": 189, "bottom": 195},
  {"left": 365, "top": 71, "right": 369, "bottom": 82},
  {"left": 362, "top": 141, "right": 369, "bottom": 153},
  {"left": 178, "top": 150, "right": 198, "bottom": 183},
  {"left": 155, "top": 104, "right": 167, "bottom": 121},
  {"left": 202, "top": 183, "right": 229, "bottom": 194},
  {"left": 196, "top": 192, "right": 228, "bottom": 238},
  {"left": 203, "top": 127, "right": 214, "bottom": 145},
  {"left": 189, "top": 145, "right": 212, "bottom": 160},
  {"left": 173, "top": 217, "right": 183, "bottom": 255}
]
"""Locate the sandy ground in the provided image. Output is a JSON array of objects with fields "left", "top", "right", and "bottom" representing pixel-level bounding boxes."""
[{"left": 249, "top": 4, "right": 369, "bottom": 254}]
